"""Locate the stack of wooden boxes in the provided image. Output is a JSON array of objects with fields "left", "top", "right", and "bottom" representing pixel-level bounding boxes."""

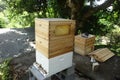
[
  {"left": 74, "top": 34, "right": 95, "bottom": 56},
  {"left": 35, "top": 18, "right": 75, "bottom": 77}
]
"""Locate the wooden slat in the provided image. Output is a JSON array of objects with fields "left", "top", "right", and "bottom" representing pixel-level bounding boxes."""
[
  {"left": 35, "top": 18, "right": 49, "bottom": 26},
  {"left": 35, "top": 31, "right": 48, "bottom": 40},
  {"left": 49, "top": 46, "right": 73, "bottom": 58},
  {"left": 35, "top": 20, "right": 49, "bottom": 40},
  {"left": 49, "top": 37, "right": 74, "bottom": 58},
  {"left": 74, "top": 46, "right": 94, "bottom": 56},
  {"left": 35, "top": 35, "right": 49, "bottom": 48},
  {"left": 35, "top": 35, "right": 49, "bottom": 58},
  {"left": 99, "top": 52, "right": 115, "bottom": 62},
  {"left": 36, "top": 42, "right": 49, "bottom": 58},
  {"left": 49, "top": 21, "right": 75, "bottom": 26},
  {"left": 50, "top": 37, "right": 73, "bottom": 47},
  {"left": 75, "top": 35, "right": 95, "bottom": 45},
  {"left": 74, "top": 42, "right": 94, "bottom": 49},
  {"left": 75, "top": 35, "right": 86, "bottom": 43},
  {"left": 50, "top": 35, "right": 74, "bottom": 40},
  {"left": 89, "top": 48, "right": 115, "bottom": 62},
  {"left": 50, "top": 43, "right": 73, "bottom": 54}
]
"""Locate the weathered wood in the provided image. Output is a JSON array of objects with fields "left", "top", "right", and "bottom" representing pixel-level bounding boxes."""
[
  {"left": 75, "top": 34, "right": 95, "bottom": 45},
  {"left": 89, "top": 48, "right": 115, "bottom": 62},
  {"left": 35, "top": 18, "right": 75, "bottom": 58},
  {"left": 75, "top": 46, "right": 94, "bottom": 56},
  {"left": 74, "top": 34, "right": 95, "bottom": 56}
]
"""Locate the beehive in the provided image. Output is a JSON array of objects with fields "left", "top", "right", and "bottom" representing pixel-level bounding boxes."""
[
  {"left": 74, "top": 34, "right": 95, "bottom": 55},
  {"left": 35, "top": 51, "right": 73, "bottom": 77},
  {"left": 89, "top": 48, "right": 115, "bottom": 62},
  {"left": 35, "top": 18, "right": 75, "bottom": 58}
]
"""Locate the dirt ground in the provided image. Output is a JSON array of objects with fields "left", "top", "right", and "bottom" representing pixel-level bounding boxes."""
[
  {"left": 0, "top": 28, "right": 35, "bottom": 63},
  {"left": 74, "top": 53, "right": 120, "bottom": 80},
  {"left": 10, "top": 51, "right": 120, "bottom": 80},
  {"left": 1, "top": 28, "right": 120, "bottom": 80}
]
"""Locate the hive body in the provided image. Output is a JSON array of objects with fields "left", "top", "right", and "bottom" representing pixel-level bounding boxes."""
[
  {"left": 35, "top": 18, "right": 75, "bottom": 58},
  {"left": 35, "top": 18, "right": 75, "bottom": 77},
  {"left": 74, "top": 34, "right": 95, "bottom": 55}
]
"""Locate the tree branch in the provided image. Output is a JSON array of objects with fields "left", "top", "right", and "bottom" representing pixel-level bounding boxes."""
[
  {"left": 94, "top": 0, "right": 115, "bottom": 11},
  {"left": 79, "top": 0, "right": 115, "bottom": 25},
  {"left": 82, "top": 0, "right": 115, "bottom": 21}
]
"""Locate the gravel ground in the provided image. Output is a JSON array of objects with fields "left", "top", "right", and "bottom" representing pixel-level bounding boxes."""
[
  {"left": 0, "top": 27, "right": 35, "bottom": 63},
  {"left": 1, "top": 27, "right": 120, "bottom": 80}
]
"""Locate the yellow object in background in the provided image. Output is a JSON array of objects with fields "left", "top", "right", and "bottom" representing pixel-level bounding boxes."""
[{"left": 55, "top": 25, "right": 70, "bottom": 36}]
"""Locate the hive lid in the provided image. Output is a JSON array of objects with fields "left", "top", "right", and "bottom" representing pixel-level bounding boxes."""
[
  {"left": 89, "top": 48, "right": 115, "bottom": 62},
  {"left": 35, "top": 18, "right": 74, "bottom": 21},
  {"left": 76, "top": 34, "right": 95, "bottom": 39}
]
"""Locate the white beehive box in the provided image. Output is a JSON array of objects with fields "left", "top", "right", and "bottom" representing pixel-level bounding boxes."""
[{"left": 35, "top": 50, "right": 73, "bottom": 77}]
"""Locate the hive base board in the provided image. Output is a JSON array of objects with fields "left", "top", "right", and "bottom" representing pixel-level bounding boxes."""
[
  {"left": 36, "top": 51, "right": 73, "bottom": 77},
  {"left": 29, "top": 66, "right": 51, "bottom": 80},
  {"left": 29, "top": 64, "right": 75, "bottom": 80}
]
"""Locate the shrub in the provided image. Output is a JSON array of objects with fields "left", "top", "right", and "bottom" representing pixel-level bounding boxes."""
[{"left": 0, "top": 58, "right": 13, "bottom": 80}]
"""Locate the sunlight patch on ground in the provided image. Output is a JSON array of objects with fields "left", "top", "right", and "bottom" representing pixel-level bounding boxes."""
[
  {"left": 10, "top": 29, "right": 28, "bottom": 35},
  {"left": 0, "top": 28, "right": 35, "bottom": 63},
  {"left": 0, "top": 28, "right": 10, "bottom": 34}
]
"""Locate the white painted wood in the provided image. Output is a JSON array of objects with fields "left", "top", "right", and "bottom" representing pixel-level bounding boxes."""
[{"left": 36, "top": 51, "right": 73, "bottom": 77}]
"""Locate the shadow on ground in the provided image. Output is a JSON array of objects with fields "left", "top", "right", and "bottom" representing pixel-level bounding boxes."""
[{"left": 0, "top": 27, "right": 35, "bottom": 63}]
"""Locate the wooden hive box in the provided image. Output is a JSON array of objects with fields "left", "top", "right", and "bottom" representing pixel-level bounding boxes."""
[
  {"left": 35, "top": 18, "right": 75, "bottom": 58},
  {"left": 89, "top": 48, "right": 115, "bottom": 62},
  {"left": 74, "top": 34, "right": 95, "bottom": 55}
]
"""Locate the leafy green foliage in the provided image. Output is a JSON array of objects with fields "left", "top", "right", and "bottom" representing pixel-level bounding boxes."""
[
  {"left": 109, "top": 25, "right": 120, "bottom": 52},
  {"left": 0, "top": 10, "right": 39, "bottom": 28},
  {"left": 95, "top": 25, "right": 120, "bottom": 56},
  {"left": 95, "top": 43, "right": 120, "bottom": 56},
  {"left": 0, "top": 0, "right": 6, "bottom": 12},
  {"left": 0, "top": 0, "right": 48, "bottom": 28},
  {"left": 0, "top": 0, "right": 68, "bottom": 28},
  {"left": 0, "top": 58, "right": 12, "bottom": 80},
  {"left": 82, "top": 5, "right": 120, "bottom": 35},
  {"left": 3, "top": 0, "right": 47, "bottom": 13},
  {"left": 0, "top": 0, "right": 71, "bottom": 28}
]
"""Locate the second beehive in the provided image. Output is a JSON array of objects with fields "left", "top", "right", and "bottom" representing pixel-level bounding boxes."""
[{"left": 74, "top": 34, "right": 95, "bottom": 55}]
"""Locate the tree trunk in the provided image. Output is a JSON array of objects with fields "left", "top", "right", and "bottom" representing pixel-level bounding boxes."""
[{"left": 67, "top": 0, "right": 115, "bottom": 34}]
